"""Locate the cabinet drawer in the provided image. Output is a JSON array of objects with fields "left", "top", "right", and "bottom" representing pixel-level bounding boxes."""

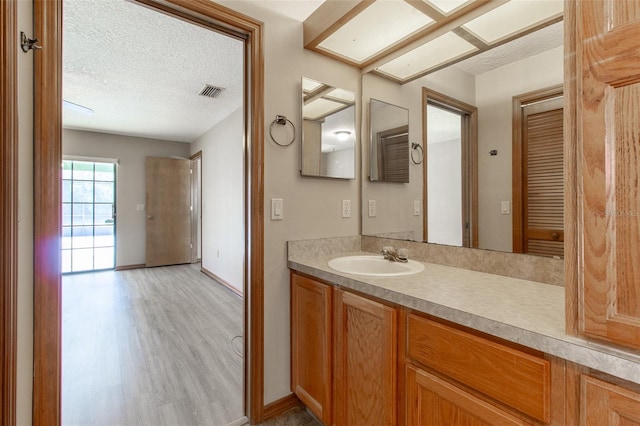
[{"left": 407, "top": 314, "right": 550, "bottom": 423}]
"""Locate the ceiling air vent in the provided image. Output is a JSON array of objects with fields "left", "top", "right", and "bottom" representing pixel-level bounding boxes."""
[{"left": 199, "top": 84, "right": 224, "bottom": 98}]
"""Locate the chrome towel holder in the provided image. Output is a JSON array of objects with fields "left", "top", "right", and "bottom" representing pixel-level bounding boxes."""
[
  {"left": 411, "top": 142, "right": 424, "bottom": 164},
  {"left": 269, "top": 115, "right": 296, "bottom": 147}
]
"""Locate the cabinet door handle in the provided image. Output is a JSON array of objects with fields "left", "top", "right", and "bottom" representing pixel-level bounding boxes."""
[{"left": 551, "top": 232, "right": 559, "bottom": 240}]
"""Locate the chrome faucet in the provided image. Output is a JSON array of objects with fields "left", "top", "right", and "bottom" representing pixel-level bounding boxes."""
[{"left": 381, "top": 246, "right": 408, "bottom": 263}]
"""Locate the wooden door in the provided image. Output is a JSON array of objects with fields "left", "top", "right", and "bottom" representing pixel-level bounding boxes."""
[
  {"left": 290, "top": 273, "right": 332, "bottom": 424},
  {"left": 582, "top": 375, "right": 640, "bottom": 425},
  {"left": 145, "top": 157, "right": 192, "bottom": 267},
  {"left": 521, "top": 97, "right": 564, "bottom": 258},
  {"left": 406, "top": 366, "right": 532, "bottom": 426},
  {"left": 575, "top": 0, "right": 640, "bottom": 349},
  {"left": 333, "top": 289, "right": 396, "bottom": 426}
]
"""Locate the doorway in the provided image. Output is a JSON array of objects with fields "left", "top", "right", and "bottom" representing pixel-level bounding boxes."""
[
  {"left": 422, "top": 88, "right": 478, "bottom": 247},
  {"left": 62, "top": 159, "right": 116, "bottom": 273},
  {"left": 33, "top": 1, "right": 265, "bottom": 424}
]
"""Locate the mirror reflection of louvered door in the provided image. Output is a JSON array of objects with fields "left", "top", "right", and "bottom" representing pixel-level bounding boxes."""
[
  {"left": 377, "top": 125, "right": 409, "bottom": 183},
  {"left": 521, "top": 97, "right": 564, "bottom": 258}
]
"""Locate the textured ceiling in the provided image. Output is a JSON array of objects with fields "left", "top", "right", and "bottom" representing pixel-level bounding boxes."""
[
  {"left": 453, "top": 21, "right": 564, "bottom": 76},
  {"left": 219, "top": 0, "right": 325, "bottom": 22},
  {"left": 63, "top": 0, "right": 244, "bottom": 143}
]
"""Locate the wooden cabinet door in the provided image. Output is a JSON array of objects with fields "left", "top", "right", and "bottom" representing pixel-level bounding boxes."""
[
  {"left": 582, "top": 375, "right": 640, "bottom": 425},
  {"left": 406, "top": 366, "right": 531, "bottom": 426},
  {"left": 574, "top": 0, "right": 640, "bottom": 348},
  {"left": 290, "top": 273, "right": 332, "bottom": 424},
  {"left": 333, "top": 289, "right": 396, "bottom": 426}
]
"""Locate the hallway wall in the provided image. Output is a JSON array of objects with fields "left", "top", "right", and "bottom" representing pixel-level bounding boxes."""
[
  {"left": 191, "top": 106, "right": 245, "bottom": 294},
  {"left": 63, "top": 129, "right": 190, "bottom": 267}
]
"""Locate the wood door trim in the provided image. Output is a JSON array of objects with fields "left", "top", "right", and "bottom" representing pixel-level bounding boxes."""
[
  {"left": 33, "top": 0, "right": 265, "bottom": 424},
  {"left": 1, "top": 1, "right": 18, "bottom": 424},
  {"left": 189, "top": 151, "right": 202, "bottom": 263},
  {"left": 511, "top": 85, "right": 563, "bottom": 254},
  {"left": 564, "top": 0, "right": 578, "bottom": 337},
  {"left": 33, "top": 0, "right": 63, "bottom": 423},
  {"left": 422, "top": 88, "right": 478, "bottom": 247}
]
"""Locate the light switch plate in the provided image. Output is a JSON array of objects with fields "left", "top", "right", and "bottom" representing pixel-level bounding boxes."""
[
  {"left": 271, "top": 198, "right": 283, "bottom": 220},
  {"left": 136, "top": 204, "right": 145, "bottom": 212},
  {"left": 501, "top": 201, "right": 510, "bottom": 215},
  {"left": 413, "top": 200, "right": 421, "bottom": 216}
]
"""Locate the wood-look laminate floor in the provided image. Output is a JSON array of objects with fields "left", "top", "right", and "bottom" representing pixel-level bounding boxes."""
[{"left": 62, "top": 264, "right": 244, "bottom": 426}]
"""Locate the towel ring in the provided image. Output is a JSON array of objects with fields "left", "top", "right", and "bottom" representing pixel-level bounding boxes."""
[
  {"left": 269, "top": 115, "right": 296, "bottom": 147},
  {"left": 411, "top": 143, "right": 424, "bottom": 165}
]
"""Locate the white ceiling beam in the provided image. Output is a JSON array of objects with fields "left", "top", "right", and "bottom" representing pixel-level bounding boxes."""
[{"left": 303, "top": 0, "right": 374, "bottom": 48}]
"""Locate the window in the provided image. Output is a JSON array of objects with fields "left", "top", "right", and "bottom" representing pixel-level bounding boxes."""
[{"left": 62, "top": 160, "right": 116, "bottom": 273}]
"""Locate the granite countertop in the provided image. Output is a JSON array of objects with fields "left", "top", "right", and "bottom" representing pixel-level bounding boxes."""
[{"left": 288, "top": 251, "right": 640, "bottom": 385}]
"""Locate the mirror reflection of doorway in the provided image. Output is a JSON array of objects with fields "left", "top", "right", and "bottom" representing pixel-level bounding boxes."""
[
  {"left": 424, "top": 89, "right": 478, "bottom": 247},
  {"left": 427, "top": 104, "right": 464, "bottom": 246}
]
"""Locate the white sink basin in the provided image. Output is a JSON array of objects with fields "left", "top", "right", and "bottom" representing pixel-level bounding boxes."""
[{"left": 328, "top": 255, "right": 425, "bottom": 277}]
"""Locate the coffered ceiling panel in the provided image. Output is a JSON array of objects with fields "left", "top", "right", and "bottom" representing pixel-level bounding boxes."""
[
  {"left": 462, "top": 0, "right": 563, "bottom": 43},
  {"left": 304, "top": 0, "right": 564, "bottom": 84},
  {"left": 303, "top": 79, "right": 356, "bottom": 121},
  {"left": 317, "top": 0, "right": 434, "bottom": 63},
  {"left": 377, "top": 31, "right": 478, "bottom": 80}
]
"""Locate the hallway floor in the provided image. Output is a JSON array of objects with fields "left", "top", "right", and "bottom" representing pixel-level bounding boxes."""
[{"left": 62, "top": 264, "right": 243, "bottom": 425}]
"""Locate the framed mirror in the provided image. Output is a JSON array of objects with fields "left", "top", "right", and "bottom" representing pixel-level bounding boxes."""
[
  {"left": 300, "top": 77, "right": 356, "bottom": 179},
  {"left": 369, "top": 99, "right": 409, "bottom": 183},
  {"left": 360, "top": 22, "right": 564, "bottom": 256}
]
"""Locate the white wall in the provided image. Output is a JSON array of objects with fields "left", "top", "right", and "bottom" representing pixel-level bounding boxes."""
[
  {"left": 216, "top": 1, "right": 362, "bottom": 403},
  {"left": 190, "top": 106, "right": 244, "bottom": 293},
  {"left": 17, "top": 1, "right": 34, "bottom": 423},
  {"left": 428, "top": 139, "right": 462, "bottom": 246},
  {"left": 322, "top": 148, "right": 354, "bottom": 178},
  {"left": 63, "top": 129, "right": 191, "bottom": 267},
  {"left": 475, "top": 46, "right": 563, "bottom": 251}
]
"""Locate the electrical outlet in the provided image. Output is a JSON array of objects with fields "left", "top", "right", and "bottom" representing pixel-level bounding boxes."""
[
  {"left": 136, "top": 204, "right": 145, "bottom": 212},
  {"left": 368, "top": 200, "right": 376, "bottom": 217},
  {"left": 413, "top": 200, "right": 421, "bottom": 216},
  {"left": 342, "top": 200, "right": 351, "bottom": 218},
  {"left": 501, "top": 201, "right": 510, "bottom": 215},
  {"left": 271, "top": 198, "right": 283, "bottom": 220}
]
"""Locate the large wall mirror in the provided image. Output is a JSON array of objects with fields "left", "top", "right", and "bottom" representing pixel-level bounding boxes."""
[
  {"left": 360, "top": 21, "right": 564, "bottom": 257},
  {"left": 300, "top": 77, "right": 356, "bottom": 179}
]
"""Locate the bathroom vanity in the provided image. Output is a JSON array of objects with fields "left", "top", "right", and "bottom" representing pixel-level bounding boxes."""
[{"left": 288, "top": 239, "right": 640, "bottom": 425}]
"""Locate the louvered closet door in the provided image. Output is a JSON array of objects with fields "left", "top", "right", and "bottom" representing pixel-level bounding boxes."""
[{"left": 523, "top": 97, "right": 564, "bottom": 258}]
